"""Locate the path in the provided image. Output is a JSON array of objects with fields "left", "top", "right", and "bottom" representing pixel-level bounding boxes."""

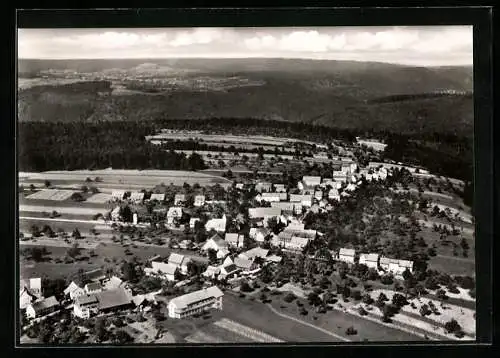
[{"left": 264, "top": 303, "right": 351, "bottom": 342}]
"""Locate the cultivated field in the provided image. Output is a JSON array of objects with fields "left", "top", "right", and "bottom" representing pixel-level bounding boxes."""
[
  {"left": 19, "top": 204, "right": 108, "bottom": 216},
  {"left": 85, "top": 193, "right": 113, "bottom": 203},
  {"left": 25, "top": 189, "right": 76, "bottom": 201}
]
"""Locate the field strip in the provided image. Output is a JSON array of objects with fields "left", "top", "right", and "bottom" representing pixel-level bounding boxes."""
[
  {"left": 19, "top": 216, "right": 104, "bottom": 225},
  {"left": 20, "top": 205, "right": 107, "bottom": 216},
  {"left": 436, "top": 254, "right": 475, "bottom": 263},
  {"left": 265, "top": 304, "right": 350, "bottom": 342},
  {"left": 213, "top": 318, "right": 283, "bottom": 343}
]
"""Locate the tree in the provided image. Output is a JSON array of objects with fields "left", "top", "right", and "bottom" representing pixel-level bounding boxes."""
[
  {"left": 31, "top": 224, "right": 41, "bottom": 237},
  {"left": 113, "top": 330, "right": 133, "bottom": 344},
  {"left": 444, "top": 319, "right": 462, "bottom": 335},
  {"left": 284, "top": 293, "right": 296, "bottom": 303},
  {"left": 72, "top": 228, "right": 82, "bottom": 239},
  {"left": 120, "top": 205, "right": 133, "bottom": 223},
  {"left": 392, "top": 293, "right": 408, "bottom": 308},
  {"left": 93, "top": 318, "right": 109, "bottom": 342},
  {"left": 307, "top": 292, "right": 322, "bottom": 307},
  {"left": 122, "top": 262, "right": 138, "bottom": 283},
  {"left": 44, "top": 180, "right": 51, "bottom": 188},
  {"left": 419, "top": 304, "right": 432, "bottom": 317},
  {"left": 207, "top": 248, "right": 217, "bottom": 264},
  {"left": 67, "top": 243, "right": 81, "bottom": 258},
  {"left": 345, "top": 326, "right": 358, "bottom": 335},
  {"left": 71, "top": 192, "right": 85, "bottom": 202}
]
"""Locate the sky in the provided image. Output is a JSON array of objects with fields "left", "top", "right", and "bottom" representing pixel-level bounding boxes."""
[{"left": 17, "top": 26, "right": 473, "bottom": 66}]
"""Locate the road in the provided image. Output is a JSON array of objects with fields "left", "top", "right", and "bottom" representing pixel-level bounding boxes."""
[{"left": 264, "top": 303, "right": 351, "bottom": 342}]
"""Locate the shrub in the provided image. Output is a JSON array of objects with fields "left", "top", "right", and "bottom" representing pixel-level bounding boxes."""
[
  {"left": 420, "top": 304, "right": 432, "bottom": 317},
  {"left": 444, "top": 319, "right": 462, "bottom": 334},
  {"left": 284, "top": 293, "right": 296, "bottom": 303},
  {"left": 345, "top": 326, "right": 358, "bottom": 335},
  {"left": 358, "top": 306, "right": 368, "bottom": 316}
]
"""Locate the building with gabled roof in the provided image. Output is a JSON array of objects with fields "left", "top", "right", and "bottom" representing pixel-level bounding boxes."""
[
  {"left": 205, "top": 214, "right": 227, "bottom": 233},
  {"left": 201, "top": 234, "right": 229, "bottom": 252},
  {"left": 302, "top": 176, "right": 321, "bottom": 187},
  {"left": 258, "top": 192, "right": 281, "bottom": 202},
  {"left": 379, "top": 257, "right": 414, "bottom": 275},
  {"left": 150, "top": 193, "right": 166, "bottom": 202},
  {"left": 84, "top": 282, "right": 103, "bottom": 295},
  {"left": 19, "top": 287, "right": 38, "bottom": 310},
  {"left": 174, "top": 194, "right": 186, "bottom": 205},
  {"left": 338, "top": 248, "right": 356, "bottom": 264},
  {"left": 289, "top": 194, "right": 313, "bottom": 207},
  {"left": 255, "top": 182, "right": 272, "bottom": 193},
  {"left": 111, "top": 190, "right": 125, "bottom": 200},
  {"left": 26, "top": 296, "right": 59, "bottom": 319},
  {"left": 130, "top": 192, "right": 145, "bottom": 202},
  {"left": 273, "top": 184, "right": 286, "bottom": 193},
  {"left": 358, "top": 253, "right": 380, "bottom": 269},
  {"left": 84, "top": 268, "right": 106, "bottom": 283},
  {"left": 225, "top": 233, "right": 244, "bottom": 248},
  {"left": 146, "top": 261, "right": 179, "bottom": 281},
  {"left": 168, "top": 286, "right": 224, "bottom": 319},
  {"left": 239, "top": 247, "right": 269, "bottom": 261},
  {"left": 194, "top": 195, "right": 206, "bottom": 207},
  {"left": 219, "top": 263, "right": 240, "bottom": 279},
  {"left": 233, "top": 257, "right": 259, "bottom": 272},
  {"left": 167, "top": 206, "right": 183, "bottom": 224},
  {"left": 202, "top": 265, "right": 221, "bottom": 279},
  {"left": 20, "top": 277, "right": 42, "bottom": 299},
  {"left": 248, "top": 207, "right": 281, "bottom": 219},
  {"left": 249, "top": 227, "right": 270, "bottom": 243},
  {"left": 64, "top": 281, "right": 85, "bottom": 301}
]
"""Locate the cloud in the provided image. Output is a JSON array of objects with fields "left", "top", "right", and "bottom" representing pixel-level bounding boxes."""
[{"left": 17, "top": 26, "right": 473, "bottom": 66}]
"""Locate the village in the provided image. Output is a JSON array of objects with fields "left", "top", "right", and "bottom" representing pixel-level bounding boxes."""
[{"left": 18, "top": 148, "right": 476, "bottom": 344}]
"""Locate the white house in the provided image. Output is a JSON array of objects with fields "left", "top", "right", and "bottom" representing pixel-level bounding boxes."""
[
  {"left": 248, "top": 207, "right": 281, "bottom": 220},
  {"left": 225, "top": 233, "right": 244, "bottom": 248},
  {"left": 219, "top": 263, "right": 241, "bottom": 280},
  {"left": 202, "top": 265, "right": 221, "bottom": 280},
  {"left": 167, "top": 207, "right": 183, "bottom": 224},
  {"left": 205, "top": 214, "right": 227, "bottom": 233},
  {"left": 239, "top": 247, "right": 269, "bottom": 261},
  {"left": 249, "top": 227, "right": 270, "bottom": 243},
  {"left": 255, "top": 182, "right": 272, "bottom": 193},
  {"left": 150, "top": 193, "right": 166, "bottom": 202},
  {"left": 111, "top": 190, "right": 125, "bottom": 201},
  {"left": 168, "top": 253, "right": 191, "bottom": 275},
  {"left": 189, "top": 217, "right": 200, "bottom": 229},
  {"left": 302, "top": 176, "right": 321, "bottom": 187},
  {"left": 379, "top": 257, "right": 414, "bottom": 275},
  {"left": 233, "top": 257, "right": 259, "bottom": 273},
  {"left": 19, "top": 287, "right": 37, "bottom": 310},
  {"left": 26, "top": 296, "right": 59, "bottom": 319},
  {"left": 130, "top": 192, "right": 145, "bottom": 203},
  {"left": 63, "top": 281, "right": 85, "bottom": 301},
  {"left": 338, "top": 248, "right": 356, "bottom": 264},
  {"left": 73, "top": 294, "right": 99, "bottom": 319},
  {"left": 328, "top": 188, "right": 340, "bottom": 200},
  {"left": 359, "top": 253, "right": 380, "bottom": 269},
  {"left": 103, "top": 276, "right": 126, "bottom": 291},
  {"left": 110, "top": 206, "right": 121, "bottom": 221},
  {"left": 147, "top": 261, "right": 179, "bottom": 281},
  {"left": 270, "top": 201, "right": 295, "bottom": 212},
  {"left": 174, "top": 194, "right": 186, "bottom": 205},
  {"left": 84, "top": 282, "right": 103, "bottom": 295},
  {"left": 168, "top": 286, "right": 224, "bottom": 319},
  {"left": 273, "top": 184, "right": 286, "bottom": 193},
  {"left": 314, "top": 190, "right": 323, "bottom": 201},
  {"left": 259, "top": 192, "right": 281, "bottom": 203},
  {"left": 194, "top": 195, "right": 206, "bottom": 207},
  {"left": 20, "top": 278, "right": 42, "bottom": 299},
  {"left": 289, "top": 194, "right": 313, "bottom": 207},
  {"left": 201, "top": 234, "right": 229, "bottom": 253}
]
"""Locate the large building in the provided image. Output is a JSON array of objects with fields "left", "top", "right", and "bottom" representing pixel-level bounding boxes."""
[
  {"left": 73, "top": 288, "right": 133, "bottom": 319},
  {"left": 26, "top": 296, "right": 59, "bottom": 319},
  {"left": 359, "top": 253, "right": 380, "bottom": 269},
  {"left": 167, "top": 286, "right": 224, "bottom": 319}
]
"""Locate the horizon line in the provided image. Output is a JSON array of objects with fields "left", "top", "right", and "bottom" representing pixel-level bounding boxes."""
[{"left": 17, "top": 57, "right": 473, "bottom": 68}]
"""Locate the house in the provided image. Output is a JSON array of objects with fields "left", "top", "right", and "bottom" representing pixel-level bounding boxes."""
[
  {"left": 194, "top": 195, "right": 206, "bottom": 207},
  {"left": 167, "top": 286, "right": 224, "bottom": 319},
  {"left": 302, "top": 176, "right": 321, "bottom": 187},
  {"left": 63, "top": 281, "right": 85, "bottom": 301},
  {"left": 235, "top": 183, "right": 244, "bottom": 190},
  {"left": 233, "top": 257, "right": 259, "bottom": 273},
  {"left": 271, "top": 201, "right": 295, "bottom": 213},
  {"left": 286, "top": 236, "right": 310, "bottom": 252},
  {"left": 111, "top": 190, "right": 125, "bottom": 201},
  {"left": 205, "top": 214, "right": 227, "bottom": 233},
  {"left": 314, "top": 190, "right": 323, "bottom": 201},
  {"left": 20, "top": 278, "right": 42, "bottom": 299},
  {"left": 255, "top": 182, "right": 272, "bottom": 193},
  {"left": 219, "top": 264, "right": 241, "bottom": 280},
  {"left": 202, "top": 265, "right": 221, "bottom": 280},
  {"left": 338, "top": 248, "right": 356, "bottom": 264},
  {"left": 310, "top": 204, "right": 320, "bottom": 214},
  {"left": 289, "top": 194, "right": 313, "bottom": 207},
  {"left": 225, "top": 233, "right": 244, "bottom": 248},
  {"left": 19, "top": 287, "right": 38, "bottom": 310},
  {"left": 189, "top": 217, "right": 200, "bottom": 229},
  {"left": 239, "top": 247, "right": 269, "bottom": 261},
  {"left": 84, "top": 268, "right": 106, "bottom": 283},
  {"left": 146, "top": 261, "right": 179, "bottom": 281},
  {"left": 167, "top": 207, "right": 183, "bottom": 224},
  {"left": 346, "top": 183, "right": 357, "bottom": 192},
  {"left": 26, "top": 296, "right": 59, "bottom": 319},
  {"left": 201, "top": 234, "right": 229, "bottom": 252},
  {"left": 73, "top": 294, "right": 99, "bottom": 319},
  {"left": 328, "top": 188, "right": 340, "bottom": 200},
  {"left": 260, "top": 192, "right": 281, "bottom": 202},
  {"left": 265, "top": 255, "right": 283, "bottom": 263},
  {"left": 278, "top": 192, "right": 288, "bottom": 201},
  {"left": 249, "top": 227, "right": 270, "bottom": 243},
  {"left": 273, "top": 184, "right": 286, "bottom": 193},
  {"left": 94, "top": 288, "right": 134, "bottom": 314},
  {"left": 322, "top": 178, "right": 334, "bottom": 187},
  {"left": 217, "top": 248, "right": 230, "bottom": 259},
  {"left": 379, "top": 257, "right": 414, "bottom": 275},
  {"left": 150, "top": 193, "right": 166, "bottom": 202},
  {"left": 84, "top": 282, "right": 103, "bottom": 295},
  {"left": 168, "top": 253, "right": 192, "bottom": 275},
  {"left": 103, "top": 276, "right": 125, "bottom": 291},
  {"left": 174, "top": 194, "right": 186, "bottom": 205},
  {"left": 130, "top": 192, "right": 145, "bottom": 203},
  {"left": 222, "top": 256, "right": 234, "bottom": 266},
  {"left": 359, "top": 253, "right": 380, "bottom": 269},
  {"left": 293, "top": 204, "right": 303, "bottom": 215},
  {"left": 248, "top": 207, "right": 281, "bottom": 220}
]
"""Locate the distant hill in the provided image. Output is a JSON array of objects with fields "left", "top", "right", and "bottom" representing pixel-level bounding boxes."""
[{"left": 17, "top": 58, "right": 473, "bottom": 138}]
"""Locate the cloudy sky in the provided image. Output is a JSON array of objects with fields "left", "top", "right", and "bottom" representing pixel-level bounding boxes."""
[{"left": 17, "top": 26, "right": 473, "bottom": 66}]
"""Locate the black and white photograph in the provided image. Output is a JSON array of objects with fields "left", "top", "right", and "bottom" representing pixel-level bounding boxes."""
[{"left": 17, "top": 14, "right": 481, "bottom": 345}]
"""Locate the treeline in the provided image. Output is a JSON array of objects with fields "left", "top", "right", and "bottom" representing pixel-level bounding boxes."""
[
  {"left": 18, "top": 121, "right": 206, "bottom": 172},
  {"left": 19, "top": 118, "right": 473, "bottom": 182},
  {"left": 367, "top": 92, "right": 472, "bottom": 104}
]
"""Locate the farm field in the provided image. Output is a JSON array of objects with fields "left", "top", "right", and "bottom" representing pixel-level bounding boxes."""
[
  {"left": 428, "top": 255, "right": 476, "bottom": 276},
  {"left": 19, "top": 193, "right": 112, "bottom": 209},
  {"left": 19, "top": 204, "right": 108, "bottom": 216},
  {"left": 25, "top": 189, "right": 76, "bottom": 201},
  {"left": 19, "top": 211, "right": 98, "bottom": 221},
  {"left": 20, "top": 261, "right": 102, "bottom": 280}
]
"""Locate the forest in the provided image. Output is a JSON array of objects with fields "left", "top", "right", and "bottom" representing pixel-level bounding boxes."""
[{"left": 18, "top": 117, "right": 473, "bottom": 183}]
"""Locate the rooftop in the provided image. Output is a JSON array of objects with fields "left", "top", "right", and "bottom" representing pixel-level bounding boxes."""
[
  {"left": 95, "top": 288, "right": 132, "bottom": 310},
  {"left": 31, "top": 296, "right": 59, "bottom": 312},
  {"left": 169, "top": 286, "right": 224, "bottom": 310},
  {"left": 339, "top": 248, "right": 356, "bottom": 256}
]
